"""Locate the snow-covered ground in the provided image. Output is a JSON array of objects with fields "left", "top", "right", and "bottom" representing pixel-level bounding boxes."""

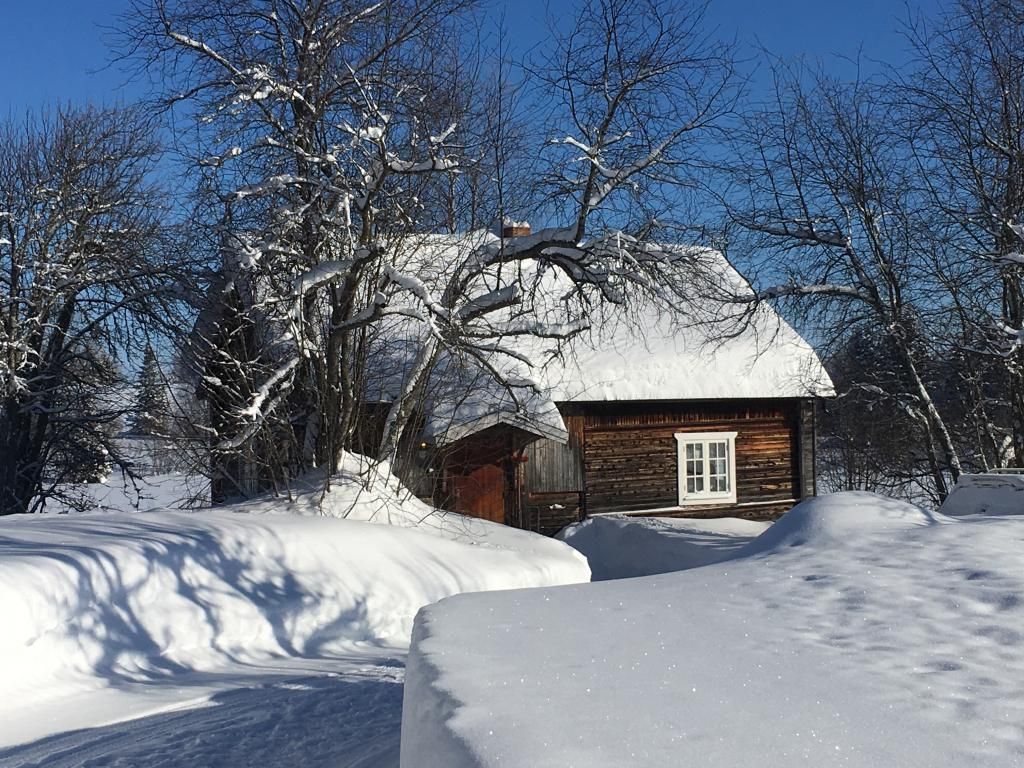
[
  {"left": 941, "top": 472, "right": 1024, "bottom": 517},
  {"left": 403, "top": 491, "right": 1024, "bottom": 767},
  {"left": 44, "top": 470, "right": 211, "bottom": 514},
  {"left": 558, "top": 514, "right": 769, "bottom": 579},
  {"left": 0, "top": 456, "right": 588, "bottom": 766}
]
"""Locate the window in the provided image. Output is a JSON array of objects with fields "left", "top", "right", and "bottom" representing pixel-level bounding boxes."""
[{"left": 674, "top": 431, "right": 737, "bottom": 505}]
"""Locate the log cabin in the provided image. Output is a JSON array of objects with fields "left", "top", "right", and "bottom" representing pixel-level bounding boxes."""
[
  {"left": 400, "top": 226, "right": 834, "bottom": 535},
  {"left": 195, "top": 225, "right": 833, "bottom": 530}
]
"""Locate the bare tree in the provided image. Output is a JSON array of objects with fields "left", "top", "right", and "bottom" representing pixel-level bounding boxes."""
[
  {"left": 0, "top": 107, "right": 176, "bottom": 514},
  {"left": 903, "top": 0, "right": 1024, "bottom": 466},
  {"left": 724, "top": 64, "right": 962, "bottom": 499},
  {"left": 817, "top": 326, "right": 952, "bottom": 504},
  {"left": 123, "top": 0, "right": 489, "bottom": 484},
  {"left": 373, "top": 0, "right": 741, "bottom": 462},
  {"left": 122, "top": 0, "right": 740, "bottom": 497}
]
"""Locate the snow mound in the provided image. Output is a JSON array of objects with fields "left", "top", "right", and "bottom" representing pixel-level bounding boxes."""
[
  {"left": 236, "top": 453, "right": 582, "bottom": 560},
  {"left": 0, "top": 465, "right": 588, "bottom": 748},
  {"left": 941, "top": 473, "right": 1024, "bottom": 517},
  {"left": 558, "top": 514, "right": 769, "bottom": 580},
  {"left": 738, "top": 490, "right": 936, "bottom": 554},
  {"left": 402, "top": 497, "right": 1024, "bottom": 767}
]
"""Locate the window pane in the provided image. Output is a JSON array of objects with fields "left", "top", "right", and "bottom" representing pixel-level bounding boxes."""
[
  {"left": 680, "top": 437, "right": 731, "bottom": 500},
  {"left": 715, "top": 447, "right": 729, "bottom": 492},
  {"left": 685, "top": 440, "right": 705, "bottom": 496}
]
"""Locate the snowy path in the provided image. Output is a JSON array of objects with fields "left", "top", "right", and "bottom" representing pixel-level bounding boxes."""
[{"left": 0, "top": 653, "right": 405, "bottom": 768}]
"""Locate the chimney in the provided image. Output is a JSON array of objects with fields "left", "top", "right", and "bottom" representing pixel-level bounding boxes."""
[{"left": 501, "top": 220, "right": 531, "bottom": 238}]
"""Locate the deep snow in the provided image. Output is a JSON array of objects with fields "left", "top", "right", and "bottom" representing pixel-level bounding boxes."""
[
  {"left": 402, "top": 491, "right": 1024, "bottom": 767},
  {"left": 941, "top": 472, "right": 1024, "bottom": 517},
  {"left": 558, "top": 514, "right": 769, "bottom": 579},
  {"left": 0, "top": 457, "right": 588, "bottom": 765}
]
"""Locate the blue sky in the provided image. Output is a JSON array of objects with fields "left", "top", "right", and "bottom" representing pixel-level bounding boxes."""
[{"left": 1, "top": 0, "right": 946, "bottom": 115}]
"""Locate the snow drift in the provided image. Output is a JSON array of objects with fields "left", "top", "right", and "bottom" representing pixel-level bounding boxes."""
[
  {"left": 736, "top": 490, "right": 937, "bottom": 554},
  {"left": 402, "top": 492, "right": 1024, "bottom": 767},
  {"left": 0, "top": 460, "right": 588, "bottom": 748},
  {"left": 557, "top": 514, "right": 768, "bottom": 580},
  {"left": 941, "top": 473, "right": 1024, "bottom": 517}
]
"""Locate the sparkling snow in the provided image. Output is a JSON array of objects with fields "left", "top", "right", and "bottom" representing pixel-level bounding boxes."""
[
  {"left": 402, "top": 492, "right": 1024, "bottom": 767},
  {"left": 0, "top": 460, "right": 588, "bottom": 766}
]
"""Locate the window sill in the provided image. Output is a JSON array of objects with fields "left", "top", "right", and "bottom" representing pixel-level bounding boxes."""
[{"left": 678, "top": 494, "right": 737, "bottom": 506}]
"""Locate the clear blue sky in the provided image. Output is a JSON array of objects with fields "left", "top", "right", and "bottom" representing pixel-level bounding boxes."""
[{"left": 0, "top": 0, "right": 946, "bottom": 115}]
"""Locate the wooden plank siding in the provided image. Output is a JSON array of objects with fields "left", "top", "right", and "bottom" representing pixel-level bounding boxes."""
[
  {"left": 797, "top": 400, "right": 818, "bottom": 498},
  {"left": 521, "top": 415, "right": 585, "bottom": 535},
  {"left": 521, "top": 491, "right": 584, "bottom": 536},
  {"left": 520, "top": 399, "right": 808, "bottom": 532},
  {"left": 524, "top": 415, "right": 585, "bottom": 491}
]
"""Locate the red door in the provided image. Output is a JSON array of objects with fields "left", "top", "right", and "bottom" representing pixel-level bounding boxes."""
[{"left": 451, "top": 464, "right": 506, "bottom": 523}]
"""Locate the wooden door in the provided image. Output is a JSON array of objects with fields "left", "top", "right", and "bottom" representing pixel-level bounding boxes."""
[{"left": 451, "top": 463, "right": 506, "bottom": 523}]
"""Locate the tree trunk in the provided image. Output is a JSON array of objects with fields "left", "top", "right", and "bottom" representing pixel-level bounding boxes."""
[
  {"left": 893, "top": 339, "right": 961, "bottom": 494},
  {"left": 377, "top": 339, "right": 438, "bottom": 464}
]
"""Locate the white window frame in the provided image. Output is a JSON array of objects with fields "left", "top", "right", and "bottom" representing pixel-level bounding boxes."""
[{"left": 674, "top": 431, "right": 738, "bottom": 506}]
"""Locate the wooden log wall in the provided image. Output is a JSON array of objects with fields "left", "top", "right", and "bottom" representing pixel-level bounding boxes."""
[
  {"left": 520, "top": 400, "right": 806, "bottom": 529},
  {"left": 583, "top": 400, "right": 801, "bottom": 515},
  {"left": 797, "top": 400, "right": 818, "bottom": 498}
]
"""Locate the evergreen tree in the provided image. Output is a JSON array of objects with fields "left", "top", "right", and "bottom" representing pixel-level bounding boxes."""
[
  {"left": 131, "top": 346, "right": 169, "bottom": 437},
  {"left": 48, "top": 344, "right": 122, "bottom": 485}
]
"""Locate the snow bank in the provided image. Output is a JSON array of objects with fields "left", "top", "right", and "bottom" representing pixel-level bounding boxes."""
[
  {"left": 737, "top": 490, "right": 936, "bottom": 554},
  {"left": 402, "top": 492, "right": 1024, "bottom": 767},
  {"left": 0, "top": 461, "right": 588, "bottom": 748},
  {"left": 941, "top": 473, "right": 1024, "bottom": 517},
  {"left": 557, "top": 514, "right": 768, "bottom": 580}
]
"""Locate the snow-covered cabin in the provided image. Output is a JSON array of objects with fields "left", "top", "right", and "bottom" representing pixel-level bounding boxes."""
[
  {"left": 196, "top": 223, "right": 832, "bottom": 531},
  {"left": 376, "top": 225, "right": 834, "bottom": 535}
]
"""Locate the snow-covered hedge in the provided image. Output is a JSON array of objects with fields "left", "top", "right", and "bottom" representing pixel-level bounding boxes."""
[{"left": 401, "top": 492, "right": 1024, "bottom": 767}]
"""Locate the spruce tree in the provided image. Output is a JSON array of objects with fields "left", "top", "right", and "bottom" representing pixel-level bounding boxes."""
[{"left": 131, "top": 346, "right": 169, "bottom": 437}]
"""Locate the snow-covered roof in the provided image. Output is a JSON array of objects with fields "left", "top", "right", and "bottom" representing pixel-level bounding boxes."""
[
  {"left": 362, "top": 326, "right": 571, "bottom": 446},
  {"left": 532, "top": 295, "right": 833, "bottom": 403},
  {"left": 382, "top": 231, "right": 833, "bottom": 445},
  {"left": 201, "top": 228, "right": 833, "bottom": 448},
  {"left": 423, "top": 362, "right": 569, "bottom": 445}
]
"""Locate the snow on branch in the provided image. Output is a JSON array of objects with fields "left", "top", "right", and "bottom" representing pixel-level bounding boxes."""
[
  {"left": 759, "top": 282, "right": 866, "bottom": 301},
  {"left": 383, "top": 265, "right": 451, "bottom": 325},
  {"left": 456, "top": 285, "right": 521, "bottom": 323},
  {"left": 747, "top": 220, "right": 850, "bottom": 248},
  {"left": 293, "top": 259, "right": 356, "bottom": 295}
]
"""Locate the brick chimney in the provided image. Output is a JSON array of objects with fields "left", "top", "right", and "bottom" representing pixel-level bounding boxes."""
[{"left": 501, "top": 220, "right": 531, "bottom": 238}]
